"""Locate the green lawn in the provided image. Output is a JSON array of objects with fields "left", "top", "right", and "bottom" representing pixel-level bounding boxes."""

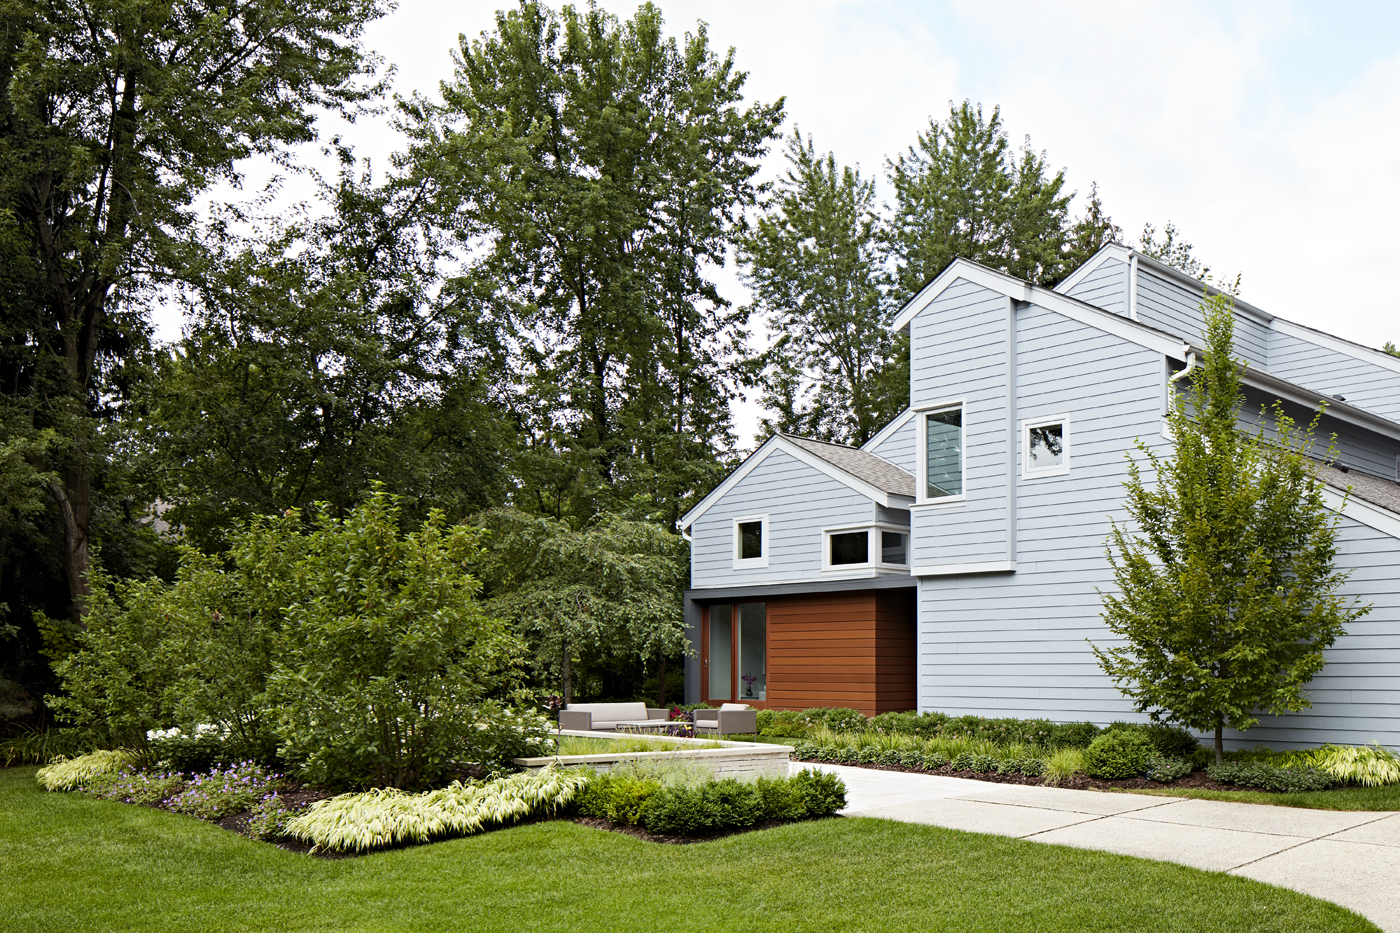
[{"left": 0, "top": 766, "right": 1379, "bottom": 933}]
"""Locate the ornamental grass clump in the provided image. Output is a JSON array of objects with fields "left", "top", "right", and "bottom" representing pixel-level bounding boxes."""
[
  {"left": 36, "top": 750, "right": 135, "bottom": 792},
  {"left": 1303, "top": 743, "right": 1400, "bottom": 787},
  {"left": 288, "top": 765, "right": 589, "bottom": 853},
  {"left": 1042, "top": 748, "right": 1085, "bottom": 786}
]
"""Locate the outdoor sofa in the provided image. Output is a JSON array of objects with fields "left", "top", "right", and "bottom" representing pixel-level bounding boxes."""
[
  {"left": 693, "top": 704, "right": 757, "bottom": 736},
  {"left": 558, "top": 702, "right": 670, "bottom": 732}
]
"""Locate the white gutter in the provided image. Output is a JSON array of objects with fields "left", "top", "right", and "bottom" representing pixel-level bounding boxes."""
[{"left": 1168, "top": 348, "right": 1196, "bottom": 412}]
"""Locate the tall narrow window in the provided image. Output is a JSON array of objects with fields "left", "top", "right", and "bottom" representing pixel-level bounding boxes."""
[
  {"left": 708, "top": 605, "right": 732, "bottom": 702},
  {"left": 925, "top": 409, "right": 963, "bottom": 498},
  {"left": 737, "top": 602, "right": 766, "bottom": 701},
  {"left": 881, "top": 531, "right": 907, "bottom": 565}
]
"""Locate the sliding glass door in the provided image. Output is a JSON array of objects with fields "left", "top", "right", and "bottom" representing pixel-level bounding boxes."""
[{"left": 704, "top": 602, "right": 765, "bottom": 703}]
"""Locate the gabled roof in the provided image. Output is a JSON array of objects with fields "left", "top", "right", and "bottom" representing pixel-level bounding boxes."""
[
  {"left": 889, "top": 256, "right": 1189, "bottom": 357},
  {"left": 679, "top": 433, "right": 915, "bottom": 530},
  {"left": 1319, "top": 463, "right": 1400, "bottom": 516},
  {"left": 780, "top": 434, "right": 917, "bottom": 499}
]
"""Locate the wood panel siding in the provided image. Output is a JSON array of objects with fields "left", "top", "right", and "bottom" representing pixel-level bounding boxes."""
[{"left": 765, "top": 589, "right": 916, "bottom": 716}]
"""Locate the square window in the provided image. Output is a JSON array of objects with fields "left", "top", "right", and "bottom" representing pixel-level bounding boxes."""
[
  {"left": 829, "top": 531, "right": 869, "bottom": 566},
  {"left": 739, "top": 521, "right": 763, "bottom": 559},
  {"left": 1023, "top": 419, "right": 1070, "bottom": 476},
  {"left": 925, "top": 408, "right": 963, "bottom": 499}
]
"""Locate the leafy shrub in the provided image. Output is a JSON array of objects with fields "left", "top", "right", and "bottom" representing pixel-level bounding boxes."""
[
  {"left": 950, "top": 753, "right": 995, "bottom": 773},
  {"left": 147, "top": 725, "right": 234, "bottom": 774},
  {"left": 574, "top": 772, "right": 662, "bottom": 824},
  {"left": 1302, "top": 743, "right": 1400, "bottom": 787},
  {"left": 166, "top": 761, "right": 282, "bottom": 820},
  {"left": 637, "top": 768, "right": 845, "bottom": 836},
  {"left": 244, "top": 792, "right": 310, "bottom": 840},
  {"left": 1106, "top": 722, "right": 1200, "bottom": 759},
  {"left": 1048, "top": 722, "right": 1102, "bottom": 749},
  {"left": 1145, "top": 756, "right": 1194, "bottom": 783},
  {"left": 787, "top": 767, "right": 846, "bottom": 816},
  {"left": 817, "top": 708, "right": 867, "bottom": 733},
  {"left": 1043, "top": 748, "right": 1085, "bottom": 786},
  {"left": 920, "top": 752, "right": 950, "bottom": 771},
  {"left": 36, "top": 750, "right": 135, "bottom": 791},
  {"left": 1019, "top": 758, "right": 1047, "bottom": 777},
  {"left": 1207, "top": 761, "right": 1333, "bottom": 793},
  {"left": 81, "top": 768, "right": 185, "bottom": 805},
  {"left": 868, "top": 711, "right": 948, "bottom": 738},
  {"left": 1084, "top": 731, "right": 1154, "bottom": 779},
  {"left": 289, "top": 765, "right": 589, "bottom": 853}
]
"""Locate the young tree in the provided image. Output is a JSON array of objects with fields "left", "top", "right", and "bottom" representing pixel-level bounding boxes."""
[
  {"left": 884, "top": 101, "right": 1118, "bottom": 297},
  {"left": 738, "top": 131, "right": 901, "bottom": 445},
  {"left": 472, "top": 508, "right": 689, "bottom": 707},
  {"left": 401, "top": 1, "right": 782, "bottom": 526},
  {"left": 1094, "top": 295, "right": 1369, "bottom": 761},
  {"left": 0, "top": 0, "right": 387, "bottom": 618}
]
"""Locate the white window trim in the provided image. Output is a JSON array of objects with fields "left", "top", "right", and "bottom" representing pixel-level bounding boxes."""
[
  {"left": 915, "top": 400, "right": 966, "bottom": 506},
  {"left": 732, "top": 514, "right": 769, "bottom": 569},
  {"left": 820, "top": 522, "right": 910, "bottom": 571},
  {"left": 1022, "top": 416, "right": 1071, "bottom": 479}
]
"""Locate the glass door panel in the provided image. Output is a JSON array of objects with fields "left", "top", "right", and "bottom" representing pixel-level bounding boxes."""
[
  {"left": 708, "top": 605, "right": 732, "bottom": 701},
  {"left": 737, "top": 602, "right": 766, "bottom": 701}
]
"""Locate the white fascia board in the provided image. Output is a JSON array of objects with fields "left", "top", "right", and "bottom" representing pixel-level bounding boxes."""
[
  {"left": 679, "top": 436, "right": 782, "bottom": 529},
  {"left": 1027, "top": 286, "right": 1188, "bottom": 357},
  {"left": 911, "top": 560, "right": 1017, "bottom": 577},
  {"left": 1271, "top": 318, "right": 1400, "bottom": 377},
  {"left": 1051, "top": 243, "right": 1131, "bottom": 295},
  {"left": 1321, "top": 486, "right": 1400, "bottom": 540},
  {"left": 862, "top": 408, "right": 915, "bottom": 452},
  {"left": 679, "top": 435, "right": 904, "bottom": 530},
  {"left": 890, "top": 261, "right": 1030, "bottom": 334}
]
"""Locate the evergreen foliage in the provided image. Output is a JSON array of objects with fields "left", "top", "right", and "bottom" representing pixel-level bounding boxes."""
[{"left": 1095, "top": 294, "right": 1369, "bottom": 761}]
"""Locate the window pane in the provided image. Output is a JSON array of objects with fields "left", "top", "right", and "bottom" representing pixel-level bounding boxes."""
[
  {"left": 1028, "top": 423, "right": 1064, "bottom": 470},
  {"left": 830, "top": 531, "right": 869, "bottom": 565},
  {"left": 737, "top": 602, "right": 765, "bottom": 702},
  {"left": 708, "top": 605, "right": 731, "bottom": 701},
  {"left": 738, "top": 520, "right": 763, "bottom": 559},
  {"left": 881, "top": 531, "right": 907, "bottom": 565},
  {"left": 926, "top": 409, "right": 962, "bottom": 497}
]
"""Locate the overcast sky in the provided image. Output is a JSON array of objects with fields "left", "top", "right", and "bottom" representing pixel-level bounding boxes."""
[{"left": 182, "top": 1, "right": 1400, "bottom": 447}]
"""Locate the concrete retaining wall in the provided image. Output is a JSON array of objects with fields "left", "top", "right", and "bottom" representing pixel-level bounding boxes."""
[{"left": 514, "top": 730, "right": 792, "bottom": 779}]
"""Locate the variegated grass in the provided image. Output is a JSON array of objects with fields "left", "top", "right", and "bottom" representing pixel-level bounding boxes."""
[{"left": 36, "top": 750, "right": 135, "bottom": 792}]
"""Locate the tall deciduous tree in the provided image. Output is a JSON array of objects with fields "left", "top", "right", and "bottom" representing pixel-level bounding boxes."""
[
  {"left": 402, "top": 0, "right": 782, "bottom": 526},
  {"left": 0, "top": 0, "right": 387, "bottom": 617},
  {"left": 1094, "top": 294, "right": 1368, "bottom": 761},
  {"left": 884, "top": 101, "right": 1119, "bottom": 297},
  {"left": 738, "top": 130, "right": 902, "bottom": 446}
]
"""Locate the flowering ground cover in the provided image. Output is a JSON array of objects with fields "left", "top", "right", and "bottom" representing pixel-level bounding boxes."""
[{"left": 0, "top": 766, "right": 1379, "bottom": 933}]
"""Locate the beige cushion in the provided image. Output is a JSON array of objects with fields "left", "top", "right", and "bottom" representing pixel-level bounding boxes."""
[
  {"left": 564, "top": 702, "right": 648, "bottom": 722},
  {"left": 719, "top": 703, "right": 751, "bottom": 711}
]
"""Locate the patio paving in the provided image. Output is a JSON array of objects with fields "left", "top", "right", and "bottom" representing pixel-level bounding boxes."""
[{"left": 809, "top": 762, "right": 1400, "bottom": 932}]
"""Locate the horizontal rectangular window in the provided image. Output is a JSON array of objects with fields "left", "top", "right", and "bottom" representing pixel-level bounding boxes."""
[
  {"left": 829, "top": 531, "right": 869, "bottom": 566},
  {"left": 925, "top": 409, "right": 962, "bottom": 498}
]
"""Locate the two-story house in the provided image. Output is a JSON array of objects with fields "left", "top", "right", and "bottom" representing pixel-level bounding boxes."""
[{"left": 679, "top": 243, "right": 1400, "bottom": 749}]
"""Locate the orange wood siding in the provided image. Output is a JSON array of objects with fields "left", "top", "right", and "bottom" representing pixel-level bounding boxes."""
[{"left": 765, "top": 589, "right": 916, "bottom": 716}]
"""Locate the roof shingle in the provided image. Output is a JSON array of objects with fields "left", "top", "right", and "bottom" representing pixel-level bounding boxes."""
[{"left": 780, "top": 434, "right": 916, "bottom": 499}]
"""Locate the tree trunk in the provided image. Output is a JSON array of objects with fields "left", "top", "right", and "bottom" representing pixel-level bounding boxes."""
[
  {"left": 562, "top": 638, "right": 573, "bottom": 706},
  {"left": 1214, "top": 724, "right": 1224, "bottom": 764},
  {"left": 50, "top": 463, "right": 92, "bottom": 623},
  {"left": 656, "top": 654, "right": 667, "bottom": 710}
]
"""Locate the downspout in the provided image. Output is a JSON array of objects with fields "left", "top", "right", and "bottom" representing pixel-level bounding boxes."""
[
  {"left": 1168, "top": 348, "right": 1196, "bottom": 413},
  {"left": 1006, "top": 296, "right": 1018, "bottom": 566}
]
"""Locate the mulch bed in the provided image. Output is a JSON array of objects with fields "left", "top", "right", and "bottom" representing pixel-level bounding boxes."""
[{"left": 794, "top": 759, "right": 1256, "bottom": 794}]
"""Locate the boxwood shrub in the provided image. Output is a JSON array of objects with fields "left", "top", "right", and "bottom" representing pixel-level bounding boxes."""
[
  {"left": 1083, "top": 730, "right": 1154, "bottom": 779},
  {"left": 1206, "top": 761, "right": 1333, "bottom": 792}
]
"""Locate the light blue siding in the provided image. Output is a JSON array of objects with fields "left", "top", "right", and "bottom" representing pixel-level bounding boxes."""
[
  {"left": 689, "top": 448, "right": 900, "bottom": 589},
  {"left": 1135, "top": 269, "right": 1270, "bottom": 368},
  {"left": 909, "top": 278, "right": 1011, "bottom": 567},
  {"left": 1221, "top": 514, "right": 1400, "bottom": 749},
  {"left": 917, "top": 299, "right": 1170, "bottom": 725},
  {"left": 866, "top": 414, "right": 916, "bottom": 473},
  {"left": 1269, "top": 328, "right": 1400, "bottom": 423},
  {"left": 1061, "top": 256, "right": 1128, "bottom": 317},
  {"left": 1229, "top": 384, "right": 1400, "bottom": 481}
]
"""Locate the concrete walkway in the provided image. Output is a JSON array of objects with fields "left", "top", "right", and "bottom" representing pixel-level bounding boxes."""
[{"left": 810, "top": 762, "right": 1400, "bottom": 931}]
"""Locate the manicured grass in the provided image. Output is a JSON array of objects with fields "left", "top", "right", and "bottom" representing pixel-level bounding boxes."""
[
  {"left": 1121, "top": 783, "right": 1400, "bottom": 811},
  {"left": 0, "top": 767, "right": 1380, "bottom": 933}
]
